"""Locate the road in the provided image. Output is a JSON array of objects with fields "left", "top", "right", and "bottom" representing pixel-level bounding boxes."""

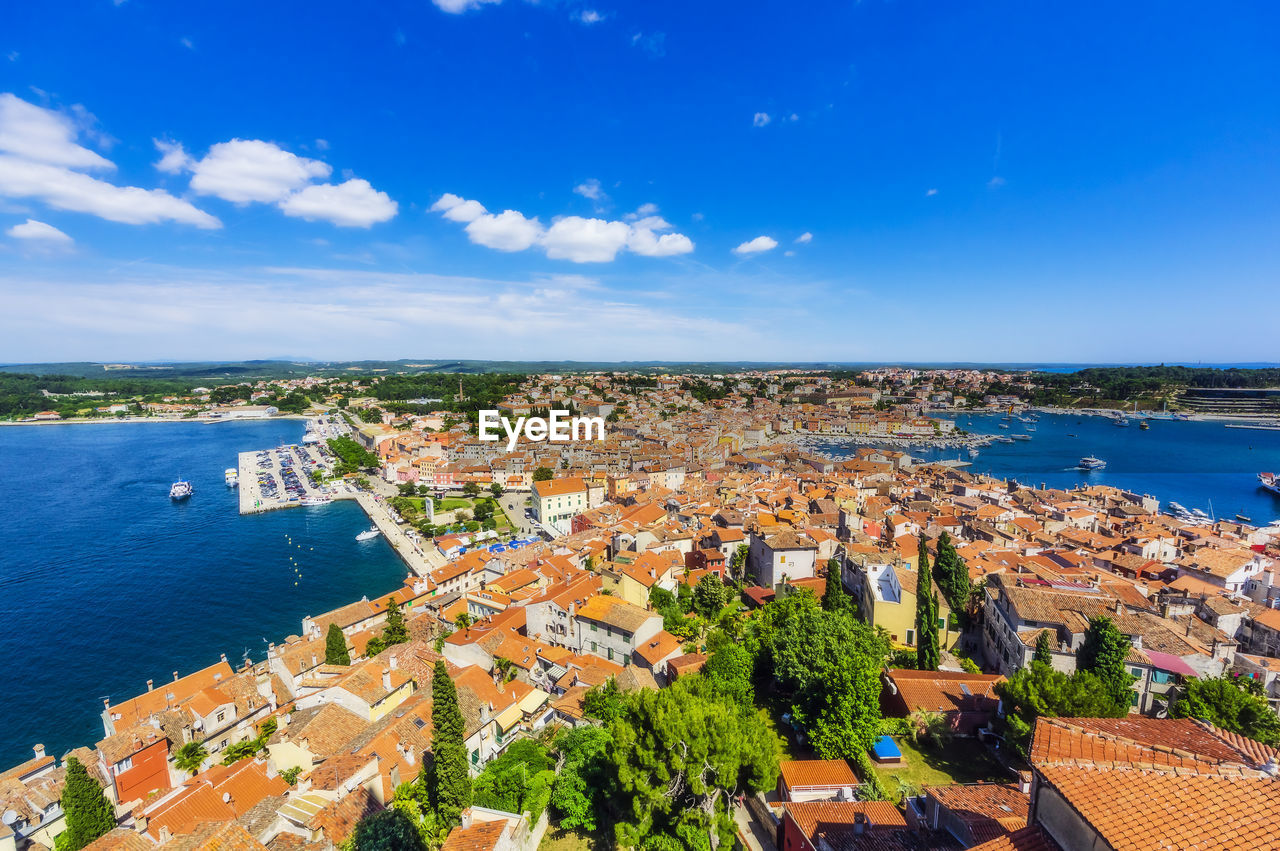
[{"left": 498, "top": 491, "right": 537, "bottom": 536}]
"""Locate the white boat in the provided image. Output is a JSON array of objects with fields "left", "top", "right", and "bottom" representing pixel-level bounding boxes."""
[
  {"left": 225, "top": 467, "right": 238, "bottom": 487},
  {"left": 1078, "top": 457, "right": 1106, "bottom": 470},
  {"left": 1169, "top": 501, "right": 1187, "bottom": 513},
  {"left": 1260, "top": 472, "right": 1280, "bottom": 496},
  {"left": 300, "top": 496, "right": 331, "bottom": 506},
  {"left": 968, "top": 447, "right": 980, "bottom": 458},
  {"left": 356, "top": 527, "right": 381, "bottom": 542},
  {"left": 169, "top": 479, "right": 194, "bottom": 500},
  {"left": 1011, "top": 434, "right": 1032, "bottom": 441},
  {"left": 994, "top": 436, "right": 1014, "bottom": 444}
]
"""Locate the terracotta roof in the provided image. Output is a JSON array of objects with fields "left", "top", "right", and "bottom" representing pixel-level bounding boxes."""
[
  {"left": 780, "top": 759, "right": 858, "bottom": 791},
  {"left": 967, "top": 826, "right": 1061, "bottom": 851},
  {"left": 1029, "top": 717, "right": 1280, "bottom": 851},
  {"left": 925, "top": 782, "right": 1028, "bottom": 839},
  {"left": 440, "top": 816, "right": 510, "bottom": 851},
  {"left": 157, "top": 821, "right": 271, "bottom": 850},
  {"left": 884, "top": 669, "right": 1005, "bottom": 714}
]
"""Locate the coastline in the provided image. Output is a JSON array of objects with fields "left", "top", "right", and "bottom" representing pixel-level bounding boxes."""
[{"left": 0, "top": 413, "right": 312, "bottom": 427}]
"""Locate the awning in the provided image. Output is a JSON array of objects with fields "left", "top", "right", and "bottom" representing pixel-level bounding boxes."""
[
  {"left": 518, "top": 688, "right": 551, "bottom": 714},
  {"left": 494, "top": 703, "right": 523, "bottom": 731},
  {"left": 1144, "top": 650, "right": 1199, "bottom": 677}
]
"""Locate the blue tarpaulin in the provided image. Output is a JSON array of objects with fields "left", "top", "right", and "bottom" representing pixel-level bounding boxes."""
[{"left": 871, "top": 736, "right": 903, "bottom": 762}]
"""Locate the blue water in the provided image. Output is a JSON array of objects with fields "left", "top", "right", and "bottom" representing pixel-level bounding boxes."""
[
  {"left": 0, "top": 421, "right": 407, "bottom": 769},
  {"left": 811, "top": 413, "right": 1280, "bottom": 524}
]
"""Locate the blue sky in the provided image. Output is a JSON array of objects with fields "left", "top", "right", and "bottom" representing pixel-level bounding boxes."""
[{"left": 2, "top": 1, "right": 1278, "bottom": 363}]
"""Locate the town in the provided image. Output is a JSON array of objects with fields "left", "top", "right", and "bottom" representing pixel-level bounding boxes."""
[{"left": 3, "top": 367, "right": 1278, "bottom": 851}]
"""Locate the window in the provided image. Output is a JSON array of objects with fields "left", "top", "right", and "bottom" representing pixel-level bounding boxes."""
[
  {"left": 1129, "top": 692, "right": 1140, "bottom": 707},
  {"left": 216, "top": 710, "right": 226, "bottom": 723},
  {"left": 591, "top": 622, "right": 598, "bottom": 632},
  {"left": 590, "top": 641, "right": 597, "bottom": 653},
  {"left": 471, "top": 749, "right": 479, "bottom": 765},
  {"left": 905, "top": 629, "right": 915, "bottom": 646},
  {"left": 937, "top": 617, "right": 945, "bottom": 631},
  {"left": 114, "top": 757, "right": 133, "bottom": 776},
  {"left": 608, "top": 648, "right": 614, "bottom": 661}
]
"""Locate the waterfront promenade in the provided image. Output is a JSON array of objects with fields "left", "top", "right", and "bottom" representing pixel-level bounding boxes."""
[{"left": 356, "top": 491, "right": 446, "bottom": 575}]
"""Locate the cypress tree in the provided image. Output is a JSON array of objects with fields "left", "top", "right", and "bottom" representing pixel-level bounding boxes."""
[
  {"left": 933, "top": 532, "right": 971, "bottom": 612},
  {"left": 915, "top": 535, "right": 940, "bottom": 671},
  {"left": 426, "top": 660, "right": 471, "bottom": 828},
  {"left": 1033, "top": 630, "right": 1054, "bottom": 667},
  {"left": 1078, "top": 615, "right": 1135, "bottom": 708},
  {"left": 325, "top": 622, "right": 351, "bottom": 665},
  {"left": 61, "top": 756, "right": 115, "bottom": 850},
  {"left": 383, "top": 596, "right": 409, "bottom": 645},
  {"left": 822, "top": 557, "right": 851, "bottom": 614}
]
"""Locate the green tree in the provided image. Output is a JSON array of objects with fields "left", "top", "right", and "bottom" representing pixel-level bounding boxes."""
[
  {"left": 692, "top": 574, "right": 729, "bottom": 619},
  {"left": 325, "top": 622, "right": 351, "bottom": 666},
  {"left": 489, "top": 483, "right": 504, "bottom": 497},
  {"left": 1171, "top": 675, "right": 1280, "bottom": 746},
  {"left": 932, "top": 532, "right": 970, "bottom": 613},
  {"left": 455, "top": 612, "right": 475, "bottom": 630},
  {"left": 425, "top": 660, "right": 471, "bottom": 828},
  {"left": 471, "top": 740, "right": 555, "bottom": 819},
  {"left": 705, "top": 638, "right": 754, "bottom": 707},
  {"left": 1077, "top": 615, "right": 1135, "bottom": 708},
  {"left": 60, "top": 756, "right": 115, "bottom": 850},
  {"left": 609, "top": 675, "right": 781, "bottom": 848},
  {"left": 729, "top": 544, "right": 749, "bottom": 583},
  {"left": 757, "top": 590, "right": 888, "bottom": 758},
  {"left": 381, "top": 596, "right": 410, "bottom": 645},
  {"left": 995, "top": 662, "right": 1127, "bottom": 757},
  {"left": 350, "top": 808, "right": 427, "bottom": 851},
  {"left": 821, "top": 558, "right": 851, "bottom": 614},
  {"left": 915, "top": 536, "right": 940, "bottom": 671},
  {"left": 173, "top": 740, "right": 208, "bottom": 775},
  {"left": 583, "top": 678, "right": 624, "bottom": 724},
  {"left": 462, "top": 482, "right": 481, "bottom": 497},
  {"left": 550, "top": 726, "right": 613, "bottom": 832},
  {"left": 1033, "top": 631, "right": 1054, "bottom": 667},
  {"left": 532, "top": 466, "right": 554, "bottom": 482}
]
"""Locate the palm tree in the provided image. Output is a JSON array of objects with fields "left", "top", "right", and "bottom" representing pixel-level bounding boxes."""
[{"left": 173, "top": 741, "right": 208, "bottom": 775}]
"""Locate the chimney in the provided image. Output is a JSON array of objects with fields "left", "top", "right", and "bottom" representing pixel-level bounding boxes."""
[
  {"left": 220, "top": 653, "right": 228, "bottom": 663},
  {"left": 1114, "top": 600, "right": 1123, "bottom": 616},
  {"left": 147, "top": 679, "right": 154, "bottom": 692},
  {"left": 382, "top": 668, "right": 392, "bottom": 691},
  {"left": 389, "top": 655, "right": 398, "bottom": 670},
  {"left": 33, "top": 744, "right": 45, "bottom": 759},
  {"left": 404, "top": 744, "right": 416, "bottom": 766},
  {"left": 312, "top": 653, "right": 318, "bottom": 667},
  {"left": 103, "top": 698, "right": 110, "bottom": 710}
]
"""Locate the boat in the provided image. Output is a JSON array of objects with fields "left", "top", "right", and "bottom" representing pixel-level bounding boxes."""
[
  {"left": 994, "top": 436, "right": 1014, "bottom": 444},
  {"left": 1236, "top": 513, "right": 1252, "bottom": 523},
  {"left": 300, "top": 496, "right": 331, "bottom": 506},
  {"left": 1011, "top": 434, "right": 1032, "bottom": 441},
  {"left": 1078, "top": 457, "right": 1107, "bottom": 470},
  {"left": 1113, "top": 417, "right": 1130, "bottom": 427},
  {"left": 1192, "top": 508, "right": 1211, "bottom": 520},
  {"left": 998, "top": 423, "right": 1010, "bottom": 429},
  {"left": 224, "top": 467, "right": 239, "bottom": 487},
  {"left": 1139, "top": 421, "right": 1150, "bottom": 430},
  {"left": 968, "top": 447, "right": 980, "bottom": 458},
  {"left": 1169, "top": 501, "right": 1187, "bottom": 513},
  {"left": 1260, "top": 472, "right": 1280, "bottom": 496},
  {"left": 356, "top": 527, "right": 381, "bottom": 542},
  {"left": 169, "top": 479, "right": 194, "bottom": 500}
]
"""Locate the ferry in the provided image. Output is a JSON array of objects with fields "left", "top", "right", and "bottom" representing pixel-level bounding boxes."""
[
  {"left": 1259, "top": 472, "right": 1280, "bottom": 496},
  {"left": 1078, "top": 456, "right": 1107, "bottom": 470},
  {"left": 169, "top": 479, "right": 194, "bottom": 500},
  {"left": 356, "top": 527, "right": 381, "bottom": 542},
  {"left": 225, "top": 467, "right": 239, "bottom": 488}
]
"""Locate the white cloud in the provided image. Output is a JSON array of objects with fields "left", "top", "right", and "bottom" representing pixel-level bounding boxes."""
[
  {"left": 988, "top": 176, "right": 1006, "bottom": 188},
  {"left": 180, "top": 37, "right": 194, "bottom": 50},
  {"left": 0, "top": 93, "right": 113, "bottom": 169},
  {"left": 0, "top": 95, "right": 218, "bottom": 228},
  {"left": 784, "top": 250, "right": 795, "bottom": 257},
  {"left": 573, "top": 178, "right": 604, "bottom": 201},
  {"left": 432, "top": 0, "right": 501, "bottom": 13},
  {"left": 795, "top": 231, "right": 812, "bottom": 244},
  {"left": 279, "top": 179, "right": 397, "bottom": 227},
  {"left": 633, "top": 202, "right": 659, "bottom": 218},
  {"left": 433, "top": 192, "right": 694, "bottom": 262},
  {"left": 786, "top": 113, "right": 799, "bottom": 122},
  {"left": 315, "top": 138, "right": 330, "bottom": 151},
  {"left": 431, "top": 193, "right": 487, "bottom": 223},
  {"left": 0, "top": 156, "right": 220, "bottom": 228},
  {"left": 577, "top": 9, "right": 603, "bottom": 24},
  {"left": 153, "top": 139, "right": 193, "bottom": 174},
  {"left": 925, "top": 188, "right": 938, "bottom": 196},
  {"left": 188, "top": 139, "right": 331, "bottom": 204},
  {"left": 466, "top": 209, "right": 543, "bottom": 252},
  {"left": 542, "top": 216, "right": 631, "bottom": 262},
  {"left": 626, "top": 216, "right": 694, "bottom": 257},
  {"left": 691, "top": 212, "right": 704, "bottom": 222},
  {"left": 7, "top": 218, "right": 72, "bottom": 244},
  {"left": 752, "top": 112, "right": 771, "bottom": 128},
  {"left": 733, "top": 235, "right": 777, "bottom": 255}
]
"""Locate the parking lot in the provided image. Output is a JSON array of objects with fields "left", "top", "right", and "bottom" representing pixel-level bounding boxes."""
[{"left": 238, "top": 443, "right": 341, "bottom": 514}]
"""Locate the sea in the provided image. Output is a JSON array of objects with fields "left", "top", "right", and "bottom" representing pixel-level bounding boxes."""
[
  {"left": 0, "top": 420, "right": 407, "bottom": 770},
  {"left": 807, "top": 412, "right": 1280, "bottom": 525}
]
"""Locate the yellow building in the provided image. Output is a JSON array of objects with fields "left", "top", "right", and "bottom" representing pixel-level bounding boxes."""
[{"left": 857, "top": 562, "right": 954, "bottom": 651}]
